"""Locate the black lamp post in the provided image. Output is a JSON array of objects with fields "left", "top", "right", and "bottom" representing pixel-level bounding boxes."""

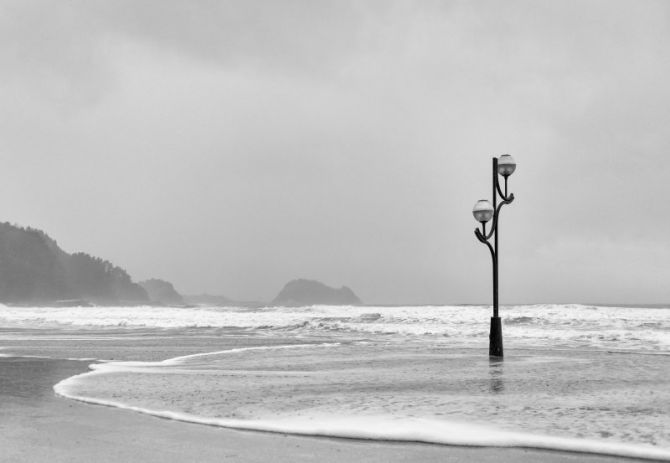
[{"left": 473, "top": 154, "right": 516, "bottom": 357}]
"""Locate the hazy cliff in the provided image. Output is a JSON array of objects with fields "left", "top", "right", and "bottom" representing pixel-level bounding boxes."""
[
  {"left": 272, "top": 279, "right": 362, "bottom": 306},
  {"left": 139, "top": 279, "right": 184, "bottom": 305},
  {"left": 0, "top": 222, "right": 148, "bottom": 305}
]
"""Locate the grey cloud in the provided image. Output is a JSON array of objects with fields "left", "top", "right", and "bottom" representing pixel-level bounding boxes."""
[{"left": 1, "top": 1, "right": 669, "bottom": 304}]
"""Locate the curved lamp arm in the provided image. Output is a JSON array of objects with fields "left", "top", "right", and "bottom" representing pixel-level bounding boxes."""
[
  {"left": 483, "top": 193, "right": 515, "bottom": 240},
  {"left": 474, "top": 228, "right": 495, "bottom": 260},
  {"left": 496, "top": 176, "right": 513, "bottom": 201}
]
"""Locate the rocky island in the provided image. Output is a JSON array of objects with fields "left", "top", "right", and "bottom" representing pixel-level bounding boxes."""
[{"left": 271, "top": 279, "right": 362, "bottom": 306}]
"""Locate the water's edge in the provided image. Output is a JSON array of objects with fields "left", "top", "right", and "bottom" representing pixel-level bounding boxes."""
[{"left": 52, "top": 346, "right": 670, "bottom": 462}]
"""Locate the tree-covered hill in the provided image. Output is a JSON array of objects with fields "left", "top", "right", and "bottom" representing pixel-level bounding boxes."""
[{"left": 0, "top": 222, "right": 148, "bottom": 305}]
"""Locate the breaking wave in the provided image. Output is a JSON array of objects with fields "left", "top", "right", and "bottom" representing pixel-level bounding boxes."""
[{"left": 1, "top": 303, "right": 669, "bottom": 352}]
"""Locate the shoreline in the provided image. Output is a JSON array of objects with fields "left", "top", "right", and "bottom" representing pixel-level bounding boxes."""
[{"left": 0, "top": 355, "right": 659, "bottom": 463}]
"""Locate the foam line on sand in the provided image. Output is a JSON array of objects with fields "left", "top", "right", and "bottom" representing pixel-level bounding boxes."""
[{"left": 54, "top": 347, "right": 670, "bottom": 462}]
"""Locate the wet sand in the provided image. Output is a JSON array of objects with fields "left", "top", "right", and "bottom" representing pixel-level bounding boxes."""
[{"left": 0, "top": 357, "right": 653, "bottom": 463}]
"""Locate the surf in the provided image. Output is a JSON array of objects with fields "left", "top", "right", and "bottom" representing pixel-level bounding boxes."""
[{"left": 53, "top": 342, "right": 670, "bottom": 462}]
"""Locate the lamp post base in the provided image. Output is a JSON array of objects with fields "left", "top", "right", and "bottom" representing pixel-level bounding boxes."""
[{"left": 489, "top": 316, "right": 503, "bottom": 357}]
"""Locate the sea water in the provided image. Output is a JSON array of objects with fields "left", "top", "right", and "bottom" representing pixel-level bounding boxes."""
[{"left": 1, "top": 304, "right": 669, "bottom": 460}]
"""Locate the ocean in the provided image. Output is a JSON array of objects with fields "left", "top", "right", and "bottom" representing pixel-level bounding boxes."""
[{"left": 1, "top": 303, "right": 669, "bottom": 461}]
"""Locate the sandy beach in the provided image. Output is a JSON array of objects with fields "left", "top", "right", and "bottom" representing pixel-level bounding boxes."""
[{"left": 0, "top": 356, "right": 654, "bottom": 463}]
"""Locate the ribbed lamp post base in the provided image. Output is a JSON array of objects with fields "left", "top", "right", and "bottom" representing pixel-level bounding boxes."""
[{"left": 489, "top": 316, "right": 503, "bottom": 357}]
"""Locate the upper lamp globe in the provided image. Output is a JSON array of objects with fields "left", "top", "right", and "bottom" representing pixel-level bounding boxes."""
[
  {"left": 472, "top": 199, "right": 494, "bottom": 223},
  {"left": 497, "top": 154, "right": 516, "bottom": 177}
]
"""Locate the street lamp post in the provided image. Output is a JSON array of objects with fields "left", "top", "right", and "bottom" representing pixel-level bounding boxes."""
[{"left": 472, "top": 155, "right": 516, "bottom": 357}]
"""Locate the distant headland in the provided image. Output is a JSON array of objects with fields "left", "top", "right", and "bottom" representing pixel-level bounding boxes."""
[
  {"left": 0, "top": 222, "right": 362, "bottom": 307},
  {"left": 0, "top": 222, "right": 148, "bottom": 306},
  {"left": 138, "top": 279, "right": 184, "bottom": 306}
]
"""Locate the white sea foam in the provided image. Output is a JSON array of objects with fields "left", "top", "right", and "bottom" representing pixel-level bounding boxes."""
[
  {"left": 5, "top": 302, "right": 665, "bottom": 458},
  {"left": 53, "top": 344, "right": 670, "bottom": 462},
  {"left": 2, "top": 303, "right": 669, "bottom": 351}
]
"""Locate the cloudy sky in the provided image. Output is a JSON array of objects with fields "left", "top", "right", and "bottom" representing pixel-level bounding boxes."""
[{"left": 1, "top": 0, "right": 669, "bottom": 304}]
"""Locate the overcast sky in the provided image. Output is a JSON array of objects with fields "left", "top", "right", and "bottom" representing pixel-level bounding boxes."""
[{"left": 1, "top": 0, "right": 669, "bottom": 304}]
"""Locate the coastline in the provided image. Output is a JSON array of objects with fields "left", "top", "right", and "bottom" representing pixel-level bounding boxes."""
[{"left": 0, "top": 356, "right": 655, "bottom": 463}]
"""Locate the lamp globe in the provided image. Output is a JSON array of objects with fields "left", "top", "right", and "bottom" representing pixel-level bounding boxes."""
[
  {"left": 497, "top": 154, "right": 516, "bottom": 177},
  {"left": 472, "top": 199, "right": 494, "bottom": 223}
]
